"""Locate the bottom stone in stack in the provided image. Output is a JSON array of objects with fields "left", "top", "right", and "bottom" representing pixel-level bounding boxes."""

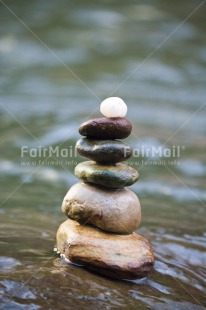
[{"left": 56, "top": 219, "right": 154, "bottom": 280}]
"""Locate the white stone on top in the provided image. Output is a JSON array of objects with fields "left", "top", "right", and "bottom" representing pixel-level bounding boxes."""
[{"left": 100, "top": 97, "right": 127, "bottom": 118}]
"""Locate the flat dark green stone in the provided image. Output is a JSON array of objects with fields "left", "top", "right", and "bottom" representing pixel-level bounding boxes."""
[
  {"left": 76, "top": 138, "right": 132, "bottom": 164},
  {"left": 74, "top": 161, "right": 139, "bottom": 188},
  {"left": 79, "top": 117, "right": 132, "bottom": 139}
]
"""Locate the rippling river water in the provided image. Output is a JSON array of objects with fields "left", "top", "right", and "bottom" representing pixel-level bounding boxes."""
[{"left": 0, "top": 0, "right": 206, "bottom": 309}]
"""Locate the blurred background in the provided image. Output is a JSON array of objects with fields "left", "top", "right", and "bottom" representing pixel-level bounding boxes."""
[{"left": 0, "top": 0, "right": 206, "bottom": 309}]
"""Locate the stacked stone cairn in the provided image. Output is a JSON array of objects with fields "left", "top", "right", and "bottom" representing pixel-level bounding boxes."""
[{"left": 56, "top": 97, "right": 154, "bottom": 280}]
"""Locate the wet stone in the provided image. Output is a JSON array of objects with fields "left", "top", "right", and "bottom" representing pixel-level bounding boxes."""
[
  {"left": 74, "top": 161, "right": 139, "bottom": 188},
  {"left": 79, "top": 117, "right": 132, "bottom": 139},
  {"left": 56, "top": 219, "right": 154, "bottom": 280},
  {"left": 76, "top": 138, "right": 132, "bottom": 164}
]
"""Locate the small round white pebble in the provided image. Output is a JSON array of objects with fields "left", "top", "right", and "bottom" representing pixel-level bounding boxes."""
[{"left": 100, "top": 97, "right": 127, "bottom": 118}]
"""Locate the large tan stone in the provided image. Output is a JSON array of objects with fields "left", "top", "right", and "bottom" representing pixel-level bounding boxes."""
[
  {"left": 56, "top": 219, "right": 154, "bottom": 280},
  {"left": 62, "top": 182, "right": 141, "bottom": 234}
]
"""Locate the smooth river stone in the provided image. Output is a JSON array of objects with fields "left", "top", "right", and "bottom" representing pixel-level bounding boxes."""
[
  {"left": 75, "top": 161, "right": 139, "bottom": 188},
  {"left": 100, "top": 97, "right": 127, "bottom": 118},
  {"left": 56, "top": 219, "right": 154, "bottom": 280},
  {"left": 79, "top": 117, "right": 132, "bottom": 139},
  {"left": 76, "top": 138, "right": 132, "bottom": 164},
  {"left": 62, "top": 182, "right": 141, "bottom": 234}
]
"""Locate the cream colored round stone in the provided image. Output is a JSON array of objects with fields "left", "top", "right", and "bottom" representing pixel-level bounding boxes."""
[{"left": 100, "top": 97, "right": 127, "bottom": 117}]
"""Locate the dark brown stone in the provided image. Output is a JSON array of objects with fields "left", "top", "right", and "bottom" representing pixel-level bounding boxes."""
[
  {"left": 56, "top": 219, "right": 154, "bottom": 280},
  {"left": 79, "top": 117, "right": 132, "bottom": 139}
]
